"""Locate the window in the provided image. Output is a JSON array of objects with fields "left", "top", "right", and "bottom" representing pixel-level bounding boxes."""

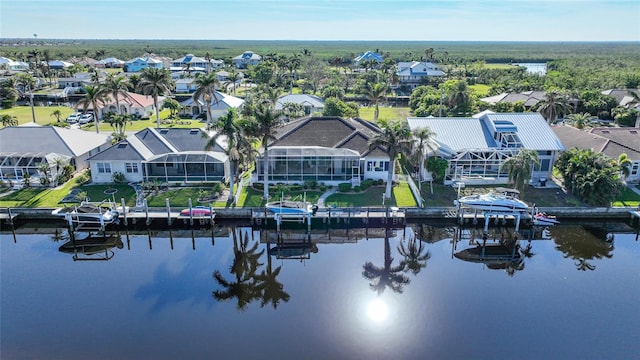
[
  {"left": 97, "top": 163, "right": 111, "bottom": 174},
  {"left": 125, "top": 162, "right": 139, "bottom": 174}
]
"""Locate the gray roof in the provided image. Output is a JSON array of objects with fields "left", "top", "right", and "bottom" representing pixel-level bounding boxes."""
[
  {"left": 87, "top": 140, "right": 146, "bottom": 161},
  {"left": 407, "top": 112, "right": 565, "bottom": 154},
  {"left": 270, "top": 116, "right": 386, "bottom": 157},
  {"left": 275, "top": 94, "right": 325, "bottom": 109},
  {"left": 0, "top": 126, "right": 110, "bottom": 157},
  {"left": 553, "top": 125, "right": 640, "bottom": 161}
]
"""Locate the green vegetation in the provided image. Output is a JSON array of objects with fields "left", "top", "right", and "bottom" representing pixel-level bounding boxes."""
[
  {"left": 146, "top": 187, "right": 227, "bottom": 208},
  {"left": 358, "top": 107, "right": 410, "bottom": 122},
  {"left": 612, "top": 187, "right": 640, "bottom": 207},
  {"left": 0, "top": 106, "right": 74, "bottom": 125},
  {"left": 237, "top": 186, "right": 322, "bottom": 207},
  {"left": 326, "top": 186, "right": 400, "bottom": 207}
]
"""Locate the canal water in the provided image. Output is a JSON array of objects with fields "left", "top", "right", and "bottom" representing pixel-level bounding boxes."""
[
  {"left": 513, "top": 62, "right": 547, "bottom": 75},
  {"left": 1, "top": 223, "right": 638, "bottom": 359}
]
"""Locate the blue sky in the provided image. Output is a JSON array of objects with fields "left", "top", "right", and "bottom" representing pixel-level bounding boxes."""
[{"left": 1, "top": 0, "right": 638, "bottom": 41}]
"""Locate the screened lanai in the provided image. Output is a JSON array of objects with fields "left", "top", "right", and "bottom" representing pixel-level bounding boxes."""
[
  {"left": 444, "top": 148, "right": 520, "bottom": 184},
  {"left": 0, "top": 152, "right": 71, "bottom": 184},
  {"left": 256, "top": 146, "right": 362, "bottom": 183},
  {"left": 144, "top": 152, "right": 227, "bottom": 183}
]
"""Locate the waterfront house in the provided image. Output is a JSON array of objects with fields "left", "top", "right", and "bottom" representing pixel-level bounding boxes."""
[
  {"left": 353, "top": 51, "right": 383, "bottom": 68},
  {"left": 171, "top": 54, "right": 224, "bottom": 72},
  {"left": 87, "top": 128, "right": 229, "bottom": 184},
  {"left": 0, "top": 125, "right": 111, "bottom": 186},
  {"left": 76, "top": 91, "right": 161, "bottom": 119},
  {"left": 124, "top": 55, "right": 163, "bottom": 73},
  {"left": 48, "top": 60, "right": 73, "bottom": 70},
  {"left": 232, "top": 51, "right": 261, "bottom": 69},
  {"left": 552, "top": 125, "right": 640, "bottom": 183},
  {"left": 0, "top": 56, "right": 29, "bottom": 72},
  {"left": 96, "top": 57, "right": 125, "bottom": 68},
  {"left": 250, "top": 116, "right": 391, "bottom": 186},
  {"left": 407, "top": 112, "right": 565, "bottom": 186}
]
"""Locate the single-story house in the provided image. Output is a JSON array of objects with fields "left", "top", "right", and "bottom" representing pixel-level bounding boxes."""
[
  {"left": 48, "top": 60, "right": 73, "bottom": 70},
  {"left": 480, "top": 91, "right": 548, "bottom": 109},
  {"left": 77, "top": 91, "right": 161, "bottom": 119},
  {"left": 275, "top": 94, "right": 325, "bottom": 115},
  {"left": 407, "top": 112, "right": 565, "bottom": 186},
  {"left": 601, "top": 89, "right": 640, "bottom": 110},
  {"left": 124, "top": 55, "right": 163, "bottom": 72},
  {"left": 396, "top": 61, "right": 445, "bottom": 89},
  {"left": 175, "top": 78, "right": 197, "bottom": 93},
  {"left": 179, "top": 91, "right": 244, "bottom": 120},
  {"left": 87, "top": 128, "right": 229, "bottom": 184},
  {"left": 552, "top": 125, "right": 640, "bottom": 183},
  {"left": 171, "top": 54, "right": 224, "bottom": 72},
  {"left": 232, "top": 51, "right": 261, "bottom": 69},
  {"left": 250, "top": 116, "right": 390, "bottom": 186},
  {"left": 96, "top": 57, "right": 125, "bottom": 68},
  {"left": 68, "top": 56, "right": 98, "bottom": 68},
  {"left": 0, "top": 125, "right": 111, "bottom": 186}
]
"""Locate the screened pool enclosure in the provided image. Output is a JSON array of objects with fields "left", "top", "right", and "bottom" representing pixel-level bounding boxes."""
[
  {"left": 255, "top": 147, "right": 362, "bottom": 183},
  {"left": 0, "top": 152, "right": 71, "bottom": 185},
  {"left": 144, "top": 152, "right": 227, "bottom": 183}
]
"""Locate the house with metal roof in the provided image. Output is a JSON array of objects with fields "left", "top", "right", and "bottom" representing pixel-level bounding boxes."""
[
  {"left": 250, "top": 116, "right": 390, "bottom": 186},
  {"left": 553, "top": 126, "right": 640, "bottom": 183},
  {"left": 396, "top": 61, "right": 445, "bottom": 90},
  {"left": 170, "top": 54, "right": 224, "bottom": 72},
  {"left": 87, "top": 128, "right": 228, "bottom": 184},
  {"left": 275, "top": 94, "right": 325, "bottom": 115},
  {"left": 407, "top": 113, "right": 565, "bottom": 186},
  {"left": 353, "top": 51, "right": 383, "bottom": 68},
  {"left": 0, "top": 126, "right": 111, "bottom": 186},
  {"left": 232, "top": 51, "right": 261, "bottom": 69}
]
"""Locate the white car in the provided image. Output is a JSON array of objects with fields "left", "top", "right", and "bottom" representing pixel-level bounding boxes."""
[
  {"left": 66, "top": 112, "right": 82, "bottom": 123},
  {"left": 78, "top": 113, "right": 94, "bottom": 124}
]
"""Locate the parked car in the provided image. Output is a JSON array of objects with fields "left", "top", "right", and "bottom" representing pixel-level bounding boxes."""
[
  {"left": 66, "top": 112, "right": 82, "bottom": 123},
  {"left": 78, "top": 113, "right": 94, "bottom": 124}
]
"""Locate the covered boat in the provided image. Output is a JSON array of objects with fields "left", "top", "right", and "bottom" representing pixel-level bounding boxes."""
[
  {"left": 266, "top": 201, "right": 318, "bottom": 215},
  {"left": 454, "top": 192, "right": 529, "bottom": 212},
  {"left": 52, "top": 202, "right": 119, "bottom": 226},
  {"left": 533, "top": 212, "right": 560, "bottom": 226},
  {"left": 180, "top": 206, "right": 215, "bottom": 217}
]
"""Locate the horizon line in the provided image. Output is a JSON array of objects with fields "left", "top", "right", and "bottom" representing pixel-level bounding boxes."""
[{"left": 3, "top": 38, "right": 639, "bottom": 43}]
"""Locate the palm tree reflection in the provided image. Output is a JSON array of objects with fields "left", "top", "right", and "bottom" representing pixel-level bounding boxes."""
[
  {"left": 256, "top": 244, "right": 290, "bottom": 309},
  {"left": 397, "top": 229, "right": 431, "bottom": 275},
  {"left": 551, "top": 225, "right": 613, "bottom": 272},
  {"left": 362, "top": 229, "right": 410, "bottom": 295}
]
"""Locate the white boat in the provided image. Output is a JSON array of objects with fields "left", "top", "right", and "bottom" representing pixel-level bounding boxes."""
[
  {"left": 52, "top": 202, "right": 120, "bottom": 226},
  {"left": 454, "top": 192, "right": 529, "bottom": 212},
  {"left": 533, "top": 212, "right": 560, "bottom": 226},
  {"left": 266, "top": 200, "right": 318, "bottom": 215}
]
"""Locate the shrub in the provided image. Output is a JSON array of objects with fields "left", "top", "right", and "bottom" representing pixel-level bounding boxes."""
[
  {"left": 304, "top": 180, "right": 318, "bottom": 189},
  {"left": 112, "top": 171, "right": 127, "bottom": 184},
  {"left": 360, "top": 179, "right": 374, "bottom": 191},
  {"left": 338, "top": 183, "right": 351, "bottom": 192},
  {"left": 319, "top": 185, "right": 327, "bottom": 192},
  {"left": 77, "top": 170, "right": 91, "bottom": 185},
  {"left": 376, "top": 179, "right": 384, "bottom": 186},
  {"left": 353, "top": 185, "right": 361, "bottom": 192}
]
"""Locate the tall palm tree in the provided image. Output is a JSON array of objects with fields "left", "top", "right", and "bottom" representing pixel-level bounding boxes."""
[
  {"left": 364, "top": 82, "right": 387, "bottom": 122},
  {"left": 15, "top": 73, "right": 37, "bottom": 123},
  {"left": 447, "top": 80, "right": 471, "bottom": 115},
  {"left": 536, "top": 91, "right": 570, "bottom": 123},
  {"left": 224, "top": 70, "right": 241, "bottom": 95},
  {"left": 566, "top": 112, "right": 595, "bottom": 129},
  {"left": 286, "top": 53, "right": 301, "bottom": 94},
  {"left": 192, "top": 72, "right": 220, "bottom": 125},
  {"left": 500, "top": 149, "right": 540, "bottom": 195},
  {"left": 205, "top": 108, "right": 244, "bottom": 201},
  {"left": 138, "top": 68, "right": 173, "bottom": 128},
  {"left": 368, "top": 119, "right": 413, "bottom": 199},
  {"left": 617, "top": 153, "right": 632, "bottom": 179},
  {"left": 412, "top": 126, "right": 436, "bottom": 191},
  {"left": 362, "top": 230, "right": 411, "bottom": 295},
  {"left": 248, "top": 103, "right": 282, "bottom": 200},
  {"left": 78, "top": 85, "right": 106, "bottom": 134},
  {"left": 102, "top": 74, "right": 129, "bottom": 116}
]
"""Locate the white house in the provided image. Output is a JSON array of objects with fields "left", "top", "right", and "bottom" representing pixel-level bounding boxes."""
[
  {"left": 180, "top": 91, "right": 244, "bottom": 120},
  {"left": 0, "top": 57, "right": 29, "bottom": 71},
  {"left": 396, "top": 61, "right": 445, "bottom": 89},
  {"left": 407, "top": 112, "right": 565, "bottom": 186},
  {"left": 171, "top": 54, "right": 224, "bottom": 72},
  {"left": 276, "top": 94, "right": 325, "bottom": 115},
  {"left": 353, "top": 51, "right": 383, "bottom": 68}
]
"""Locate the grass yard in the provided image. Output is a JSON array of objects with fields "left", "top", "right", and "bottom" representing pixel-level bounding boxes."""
[
  {"left": 612, "top": 187, "right": 640, "bottom": 207},
  {"left": 238, "top": 186, "right": 323, "bottom": 208},
  {"left": 484, "top": 63, "right": 519, "bottom": 70},
  {"left": 0, "top": 106, "right": 75, "bottom": 125},
  {"left": 469, "top": 84, "right": 491, "bottom": 97},
  {"left": 325, "top": 186, "right": 404, "bottom": 208},
  {"left": 358, "top": 107, "right": 411, "bottom": 123},
  {"left": 146, "top": 187, "right": 228, "bottom": 208}
]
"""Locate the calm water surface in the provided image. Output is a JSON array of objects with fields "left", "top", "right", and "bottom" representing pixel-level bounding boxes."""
[
  {"left": 1, "top": 224, "right": 639, "bottom": 360},
  {"left": 513, "top": 62, "right": 547, "bottom": 75}
]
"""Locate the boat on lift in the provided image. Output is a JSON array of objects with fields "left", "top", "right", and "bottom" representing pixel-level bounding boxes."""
[
  {"left": 52, "top": 201, "right": 120, "bottom": 227},
  {"left": 266, "top": 200, "right": 318, "bottom": 215},
  {"left": 454, "top": 191, "right": 529, "bottom": 212}
]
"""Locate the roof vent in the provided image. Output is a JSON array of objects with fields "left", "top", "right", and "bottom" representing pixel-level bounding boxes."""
[
  {"left": 117, "top": 143, "right": 128, "bottom": 148},
  {"left": 159, "top": 129, "right": 169, "bottom": 134},
  {"left": 190, "top": 129, "right": 200, "bottom": 135}
]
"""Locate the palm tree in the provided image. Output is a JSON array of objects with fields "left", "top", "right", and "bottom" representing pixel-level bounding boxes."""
[
  {"left": 138, "top": 68, "right": 173, "bottom": 128},
  {"left": 447, "top": 80, "right": 471, "bottom": 115},
  {"left": 536, "top": 91, "right": 570, "bottom": 123},
  {"left": 368, "top": 119, "right": 413, "bottom": 199},
  {"left": 224, "top": 70, "right": 241, "bottom": 95},
  {"left": 192, "top": 72, "right": 220, "bottom": 125},
  {"left": 364, "top": 82, "right": 387, "bottom": 122},
  {"left": 1, "top": 114, "right": 18, "bottom": 127},
  {"left": 566, "top": 112, "right": 595, "bottom": 129},
  {"left": 102, "top": 75, "right": 129, "bottom": 116},
  {"left": 500, "top": 149, "right": 540, "bottom": 195},
  {"left": 205, "top": 108, "right": 244, "bottom": 201},
  {"left": 248, "top": 103, "right": 282, "bottom": 200},
  {"left": 412, "top": 126, "right": 436, "bottom": 192},
  {"left": 362, "top": 230, "right": 411, "bottom": 295},
  {"left": 78, "top": 85, "right": 107, "bottom": 134},
  {"left": 617, "top": 153, "right": 633, "bottom": 179},
  {"left": 286, "top": 53, "right": 301, "bottom": 94},
  {"left": 50, "top": 109, "right": 62, "bottom": 123},
  {"left": 15, "top": 73, "right": 37, "bottom": 123}
]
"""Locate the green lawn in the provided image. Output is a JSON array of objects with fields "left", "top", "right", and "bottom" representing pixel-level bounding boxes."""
[
  {"left": 0, "top": 106, "right": 75, "bottom": 125},
  {"left": 238, "top": 186, "right": 322, "bottom": 207},
  {"left": 358, "top": 107, "right": 411, "bottom": 123},
  {"left": 612, "top": 187, "right": 640, "bottom": 207},
  {"left": 325, "top": 185, "right": 407, "bottom": 208},
  {"left": 469, "top": 84, "right": 491, "bottom": 97},
  {"left": 146, "top": 187, "right": 230, "bottom": 208}
]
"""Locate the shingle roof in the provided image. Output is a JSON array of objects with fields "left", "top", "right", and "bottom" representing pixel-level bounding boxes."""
[
  {"left": 589, "top": 127, "right": 640, "bottom": 152},
  {"left": 275, "top": 94, "right": 325, "bottom": 109},
  {"left": 553, "top": 125, "right": 640, "bottom": 161},
  {"left": 269, "top": 116, "right": 385, "bottom": 156},
  {"left": 0, "top": 126, "right": 110, "bottom": 157}
]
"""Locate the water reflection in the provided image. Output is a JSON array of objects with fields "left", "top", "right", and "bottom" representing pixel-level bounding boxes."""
[
  {"left": 58, "top": 232, "right": 124, "bottom": 261},
  {"left": 362, "top": 229, "right": 411, "bottom": 295},
  {"left": 451, "top": 227, "right": 526, "bottom": 276},
  {"left": 550, "top": 225, "right": 614, "bottom": 271},
  {"left": 397, "top": 227, "right": 431, "bottom": 275}
]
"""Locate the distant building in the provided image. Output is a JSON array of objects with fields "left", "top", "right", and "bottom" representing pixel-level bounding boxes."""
[
  {"left": 171, "top": 54, "right": 224, "bottom": 72},
  {"left": 353, "top": 51, "right": 383, "bottom": 68},
  {"left": 232, "top": 51, "right": 261, "bottom": 69},
  {"left": 396, "top": 61, "right": 445, "bottom": 90},
  {"left": 124, "top": 55, "right": 163, "bottom": 73}
]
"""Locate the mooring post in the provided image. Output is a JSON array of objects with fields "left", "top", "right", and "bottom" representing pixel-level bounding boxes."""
[
  {"left": 515, "top": 213, "right": 521, "bottom": 232},
  {"left": 144, "top": 199, "right": 150, "bottom": 226},
  {"left": 166, "top": 198, "right": 172, "bottom": 226},
  {"left": 121, "top": 198, "right": 128, "bottom": 226},
  {"left": 7, "top": 207, "right": 14, "bottom": 227},
  {"left": 209, "top": 203, "right": 214, "bottom": 226},
  {"left": 188, "top": 198, "right": 193, "bottom": 226}
]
